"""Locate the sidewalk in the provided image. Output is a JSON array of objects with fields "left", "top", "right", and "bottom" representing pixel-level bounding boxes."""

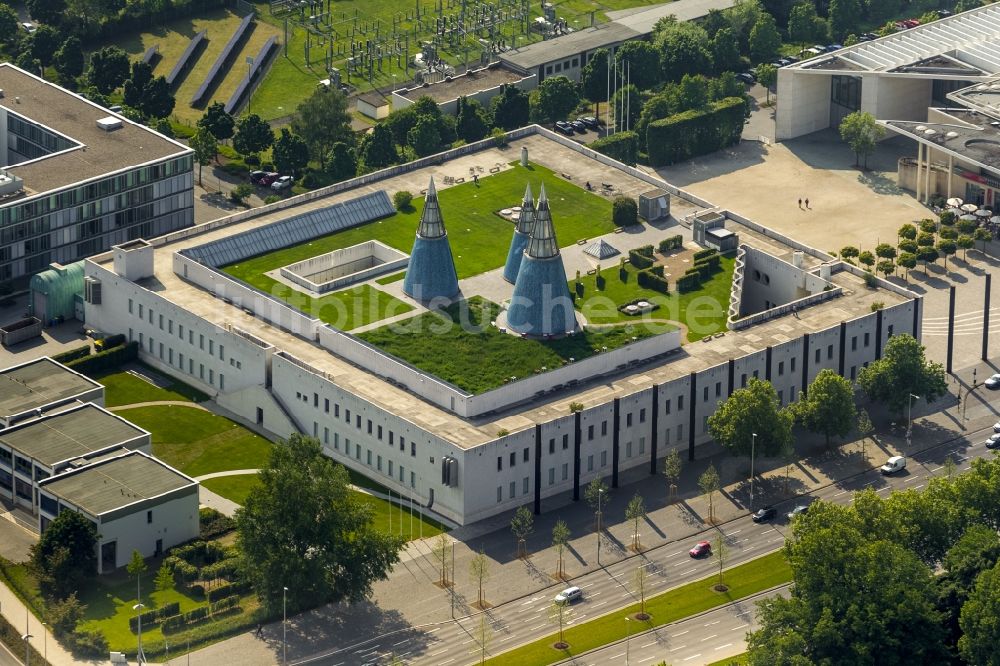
[
  {"left": 185, "top": 357, "right": 1000, "bottom": 665},
  {"left": 0, "top": 577, "right": 85, "bottom": 666}
]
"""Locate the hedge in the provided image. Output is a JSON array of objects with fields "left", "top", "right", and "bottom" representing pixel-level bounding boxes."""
[
  {"left": 693, "top": 248, "right": 717, "bottom": 261},
  {"left": 211, "top": 595, "right": 240, "bottom": 613},
  {"left": 658, "top": 235, "right": 684, "bottom": 252},
  {"left": 201, "top": 557, "right": 240, "bottom": 583},
  {"left": 95, "top": 333, "right": 126, "bottom": 351},
  {"left": 637, "top": 270, "right": 669, "bottom": 293},
  {"left": 634, "top": 245, "right": 654, "bottom": 257},
  {"left": 66, "top": 341, "right": 138, "bottom": 374},
  {"left": 646, "top": 97, "right": 746, "bottom": 166},
  {"left": 628, "top": 250, "right": 654, "bottom": 269},
  {"left": 590, "top": 131, "right": 638, "bottom": 166},
  {"left": 199, "top": 507, "right": 236, "bottom": 540},
  {"left": 677, "top": 273, "right": 702, "bottom": 292},
  {"left": 52, "top": 345, "right": 91, "bottom": 364},
  {"left": 129, "top": 601, "right": 181, "bottom": 632},
  {"left": 695, "top": 254, "right": 722, "bottom": 273}
]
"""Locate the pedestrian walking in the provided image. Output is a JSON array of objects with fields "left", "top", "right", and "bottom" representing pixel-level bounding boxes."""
[
  {"left": 254, "top": 623, "right": 264, "bottom": 639},
  {"left": 805, "top": 197, "right": 810, "bottom": 209},
  {"left": 798, "top": 198, "right": 802, "bottom": 209}
]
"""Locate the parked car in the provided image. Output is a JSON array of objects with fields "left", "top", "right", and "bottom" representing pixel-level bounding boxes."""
[
  {"left": 783, "top": 55, "right": 799, "bottom": 64},
  {"left": 993, "top": 421, "right": 1000, "bottom": 433},
  {"left": 751, "top": 506, "right": 776, "bottom": 523},
  {"left": 554, "top": 120, "right": 574, "bottom": 136},
  {"left": 880, "top": 455, "right": 907, "bottom": 475},
  {"left": 689, "top": 540, "right": 712, "bottom": 557},
  {"left": 777, "top": 58, "right": 793, "bottom": 67},
  {"left": 986, "top": 433, "right": 1000, "bottom": 449},
  {"left": 20, "top": 22, "right": 36, "bottom": 33},
  {"left": 249, "top": 170, "right": 267, "bottom": 185},
  {"left": 271, "top": 175, "right": 294, "bottom": 191},
  {"left": 825, "top": 44, "right": 844, "bottom": 52},
  {"left": 258, "top": 172, "right": 280, "bottom": 187},
  {"left": 736, "top": 72, "right": 756, "bottom": 84},
  {"left": 936, "top": 9, "right": 952, "bottom": 18},
  {"left": 801, "top": 47, "right": 825, "bottom": 57},
  {"left": 787, "top": 505, "right": 809, "bottom": 520},
  {"left": 861, "top": 32, "right": 879, "bottom": 41},
  {"left": 554, "top": 586, "right": 582, "bottom": 604},
  {"left": 570, "top": 120, "right": 587, "bottom": 133},
  {"left": 985, "top": 373, "right": 1000, "bottom": 389},
  {"left": 578, "top": 116, "right": 600, "bottom": 128}
]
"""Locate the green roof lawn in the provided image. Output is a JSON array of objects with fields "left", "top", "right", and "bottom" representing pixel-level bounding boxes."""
[
  {"left": 573, "top": 255, "right": 736, "bottom": 342},
  {"left": 358, "top": 297, "right": 669, "bottom": 394},
  {"left": 89, "top": 364, "right": 209, "bottom": 407},
  {"left": 221, "top": 163, "right": 616, "bottom": 329}
]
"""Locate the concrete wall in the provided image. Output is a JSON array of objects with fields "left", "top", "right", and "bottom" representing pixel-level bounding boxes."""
[
  {"left": 872, "top": 76, "right": 933, "bottom": 125},
  {"left": 776, "top": 70, "right": 833, "bottom": 140},
  {"left": 98, "top": 490, "right": 199, "bottom": 572},
  {"left": 279, "top": 241, "right": 409, "bottom": 294}
]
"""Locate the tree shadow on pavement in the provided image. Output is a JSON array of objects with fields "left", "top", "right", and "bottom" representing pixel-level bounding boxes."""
[
  {"left": 286, "top": 602, "right": 432, "bottom": 664},
  {"left": 857, "top": 170, "right": 904, "bottom": 196}
]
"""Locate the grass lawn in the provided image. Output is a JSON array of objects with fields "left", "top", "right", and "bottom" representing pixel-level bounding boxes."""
[
  {"left": 375, "top": 271, "right": 406, "bottom": 285},
  {"left": 574, "top": 255, "right": 736, "bottom": 342},
  {"left": 359, "top": 297, "right": 669, "bottom": 394},
  {"left": 708, "top": 654, "right": 749, "bottom": 666},
  {"left": 201, "top": 474, "right": 261, "bottom": 505},
  {"left": 89, "top": 364, "right": 209, "bottom": 407},
  {"left": 482, "top": 550, "right": 790, "bottom": 666},
  {"left": 119, "top": 405, "right": 273, "bottom": 477},
  {"left": 104, "top": 9, "right": 281, "bottom": 125}
]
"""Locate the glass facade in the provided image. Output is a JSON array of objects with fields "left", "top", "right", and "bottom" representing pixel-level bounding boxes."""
[
  {"left": 6, "top": 112, "right": 78, "bottom": 163},
  {"left": 0, "top": 153, "right": 194, "bottom": 280}
]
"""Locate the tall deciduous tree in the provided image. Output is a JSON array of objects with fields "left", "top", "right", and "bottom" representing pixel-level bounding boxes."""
[
  {"left": 54, "top": 35, "right": 84, "bottom": 79},
  {"left": 407, "top": 116, "right": 442, "bottom": 157},
  {"left": 625, "top": 493, "right": 646, "bottom": 551},
  {"left": 828, "top": 0, "right": 861, "bottom": 40},
  {"left": 26, "top": 0, "right": 65, "bottom": 26},
  {"left": 714, "top": 534, "right": 729, "bottom": 588},
  {"left": 236, "top": 433, "right": 405, "bottom": 613},
  {"left": 749, "top": 14, "right": 781, "bottom": 63},
  {"left": 795, "top": 369, "right": 857, "bottom": 446},
  {"left": 510, "top": 505, "right": 534, "bottom": 558},
  {"left": 584, "top": 477, "right": 609, "bottom": 529},
  {"left": 788, "top": 2, "right": 822, "bottom": 43},
  {"left": 708, "top": 378, "right": 794, "bottom": 457},
  {"left": 0, "top": 3, "right": 17, "bottom": 45},
  {"left": 272, "top": 128, "right": 309, "bottom": 176},
  {"left": 198, "top": 102, "right": 235, "bottom": 142},
  {"left": 29, "top": 510, "right": 97, "bottom": 599},
  {"left": 552, "top": 519, "right": 570, "bottom": 579},
  {"left": 359, "top": 124, "right": 398, "bottom": 171},
  {"left": 138, "top": 76, "right": 174, "bottom": 119},
  {"left": 754, "top": 63, "right": 777, "bottom": 104},
  {"left": 471, "top": 614, "right": 493, "bottom": 665},
  {"left": 87, "top": 45, "right": 129, "bottom": 95},
  {"left": 233, "top": 113, "right": 274, "bottom": 160},
  {"left": 615, "top": 40, "right": 660, "bottom": 90},
  {"left": 291, "top": 85, "right": 352, "bottom": 166},
  {"left": 189, "top": 127, "right": 217, "bottom": 186},
  {"left": 29, "top": 25, "right": 61, "bottom": 67},
  {"left": 469, "top": 548, "right": 490, "bottom": 608},
  {"left": 127, "top": 549, "right": 147, "bottom": 604},
  {"left": 326, "top": 141, "right": 358, "bottom": 181},
  {"left": 897, "top": 251, "right": 917, "bottom": 281},
  {"left": 857, "top": 334, "right": 947, "bottom": 415},
  {"left": 490, "top": 83, "right": 530, "bottom": 130},
  {"left": 839, "top": 110, "right": 884, "bottom": 168},
  {"left": 632, "top": 564, "right": 649, "bottom": 618},
  {"left": 431, "top": 533, "right": 451, "bottom": 586},
  {"left": 530, "top": 75, "right": 580, "bottom": 123},
  {"left": 699, "top": 464, "right": 720, "bottom": 524},
  {"left": 655, "top": 22, "right": 713, "bottom": 83},
  {"left": 711, "top": 27, "right": 742, "bottom": 74},
  {"left": 580, "top": 48, "right": 610, "bottom": 121},
  {"left": 663, "top": 448, "right": 682, "bottom": 503},
  {"left": 455, "top": 96, "right": 489, "bottom": 143}
]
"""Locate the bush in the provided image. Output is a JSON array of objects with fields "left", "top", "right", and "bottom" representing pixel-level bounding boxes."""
[
  {"left": 647, "top": 97, "right": 746, "bottom": 166},
  {"left": 52, "top": 345, "right": 91, "bottom": 364},
  {"left": 393, "top": 190, "right": 413, "bottom": 210},
  {"left": 199, "top": 507, "right": 236, "bottom": 540},
  {"left": 637, "top": 269, "right": 669, "bottom": 293},
  {"left": 635, "top": 245, "right": 654, "bottom": 257},
  {"left": 263, "top": 194, "right": 281, "bottom": 205},
  {"left": 693, "top": 248, "right": 717, "bottom": 261},
  {"left": 188, "top": 583, "right": 206, "bottom": 599},
  {"left": 863, "top": 271, "right": 877, "bottom": 288},
  {"left": 128, "top": 601, "right": 181, "bottom": 632},
  {"left": 202, "top": 559, "right": 240, "bottom": 586},
  {"left": 62, "top": 630, "right": 109, "bottom": 659},
  {"left": 98, "top": 333, "right": 126, "bottom": 350},
  {"left": 676, "top": 272, "right": 702, "bottom": 292},
  {"left": 229, "top": 183, "right": 253, "bottom": 205},
  {"left": 658, "top": 235, "right": 684, "bottom": 252},
  {"left": 219, "top": 162, "right": 250, "bottom": 178},
  {"left": 612, "top": 196, "right": 639, "bottom": 227},
  {"left": 650, "top": 264, "right": 665, "bottom": 277},
  {"left": 211, "top": 594, "right": 241, "bottom": 613},
  {"left": 161, "top": 614, "right": 185, "bottom": 633},
  {"left": 185, "top": 606, "right": 210, "bottom": 623},
  {"left": 491, "top": 127, "right": 508, "bottom": 147},
  {"left": 590, "top": 131, "right": 638, "bottom": 166},
  {"left": 66, "top": 341, "right": 137, "bottom": 374},
  {"left": 628, "top": 250, "right": 654, "bottom": 269}
]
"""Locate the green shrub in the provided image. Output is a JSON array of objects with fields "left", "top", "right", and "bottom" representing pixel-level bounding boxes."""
[
  {"left": 590, "top": 131, "right": 638, "bottom": 166},
  {"left": 863, "top": 271, "right": 877, "bottom": 288},
  {"left": 219, "top": 162, "right": 249, "bottom": 177},
  {"left": 263, "top": 195, "right": 281, "bottom": 205},
  {"left": 229, "top": 183, "right": 253, "bottom": 205},
  {"left": 62, "top": 630, "right": 109, "bottom": 658},
  {"left": 658, "top": 235, "right": 684, "bottom": 252},
  {"left": 393, "top": 190, "right": 413, "bottom": 210},
  {"left": 628, "top": 250, "right": 654, "bottom": 269},
  {"left": 169, "top": 122, "right": 195, "bottom": 139},
  {"left": 491, "top": 127, "right": 508, "bottom": 147},
  {"left": 52, "top": 345, "right": 91, "bottom": 364},
  {"left": 185, "top": 606, "right": 210, "bottom": 623},
  {"left": 637, "top": 270, "right": 669, "bottom": 293},
  {"left": 646, "top": 97, "right": 746, "bottom": 166},
  {"left": 96, "top": 333, "right": 126, "bottom": 351},
  {"left": 199, "top": 507, "right": 236, "bottom": 540},
  {"left": 66, "top": 341, "right": 138, "bottom": 374},
  {"left": 202, "top": 560, "right": 240, "bottom": 587},
  {"left": 612, "top": 196, "right": 639, "bottom": 227},
  {"left": 635, "top": 245, "right": 654, "bottom": 257},
  {"left": 210, "top": 594, "right": 241, "bottom": 613},
  {"left": 693, "top": 248, "right": 717, "bottom": 261},
  {"left": 676, "top": 272, "right": 702, "bottom": 292},
  {"left": 161, "top": 614, "right": 185, "bottom": 633}
]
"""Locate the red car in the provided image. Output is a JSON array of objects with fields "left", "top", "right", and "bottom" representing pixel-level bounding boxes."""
[
  {"left": 689, "top": 540, "right": 712, "bottom": 557},
  {"left": 257, "top": 172, "right": 280, "bottom": 187}
]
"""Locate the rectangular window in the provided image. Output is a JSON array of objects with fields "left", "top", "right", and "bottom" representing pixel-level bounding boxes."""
[
  {"left": 497, "top": 486, "right": 503, "bottom": 503},
  {"left": 888, "top": 325, "right": 894, "bottom": 337},
  {"left": 178, "top": 324, "right": 184, "bottom": 339},
  {"left": 601, "top": 450, "right": 607, "bottom": 467},
  {"left": 367, "top": 450, "right": 372, "bottom": 465},
  {"left": 639, "top": 408, "right": 646, "bottom": 423},
  {"left": 791, "top": 358, "right": 797, "bottom": 372},
  {"left": 562, "top": 463, "right": 568, "bottom": 480},
  {"left": 549, "top": 438, "right": 555, "bottom": 454},
  {"left": 497, "top": 456, "right": 502, "bottom": 471},
  {"left": 852, "top": 336, "right": 858, "bottom": 351},
  {"left": 510, "top": 452, "right": 516, "bottom": 467},
  {"left": 410, "top": 472, "right": 415, "bottom": 488},
  {"left": 741, "top": 373, "right": 747, "bottom": 388},
  {"left": 209, "top": 339, "right": 214, "bottom": 355},
  {"left": 335, "top": 404, "right": 340, "bottom": 418},
  {"left": 199, "top": 333, "right": 204, "bottom": 350},
  {"left": 677, "top": 424, "right": 684, "bottom": 440},
  {"left": 851, "top": 366, "right": 857, "bottom": 381},
  {"left": 323, "top": 427, "right": 329, "bottom": 444},
  {"left": 146, "top": 510, "right": 152, "bottom": 524},
  {"left": 665, "top": 399, "right": 671, "bottom": 414},
  {"left": 378, "top": 455, "right": 382, "bottom": 471},
  {"left": 400, "top": 437, "right": 405, "bottom": 452},
  {"left": 778, "top": 390, "right": 784, "bottom": 405},
  {"left": 548, "top": 467, "right": 555, "bottom": 485},
  {"left": 626, "top": 441, "right": 632, "bottom": 458},
  {"left": 367, "top": 420, "right": 372, "bottom": 434},
  {"left": 523, "top": 447, "right": 529, "bottom": 463},
  {"left": 509, "top": 481, "right": 516, "bottom": 499},
  {"left": 639, "top": 437, "right": 645, "bottom": 454},
  {"left": 388, "top": 460, "right": 393, "bottom": 475},
  {"left": 138, "top": 303, "right": 143, "bottom": 318},
  {"left": 815, "top": 348, "right": 821, "bottom": 363},
  {"left": 715, "top": 382, "right": 721, "bottom": 397},
  {"left": 587, "top": 454, "right": 594, "bottom": 472},
  {"left": 779, "top": 361, "right": 784, "bottom": 376},
  {"left": 128, "top": 299, "right": 133, "bottom": 314},
  {"left": 601, "top": 420, "right": 608, "bottom": 436},
  {"left": 158, "top": 314, "right": 163, "bottom": 329},
  {"left": 702, "top": 415, "right": 709, "bottom": 433},
  {"left": 864, "top": 332, "right": 870, "bottom": 347},
  {"left": 313, "top": 393, "right": 319, "bottom": 408},
  {"left": 219, "top": 344, "right": 224, "bottom": 360},
  {"left": 703, "top": 386, "right": 709, "bottom": 401},
  {"left": 411, "top": 442, "right": 416, "bottom": 457},
  {"left": 562, "top": 434, "right": 569, "bottom": 449},
  {"left": 377, "top": 425, "right": 383, "bottom": 440},
  {"left": 356, "top": 415, "right": 361, "bottom": 429},
  {"left": 626, "top": 413, "right": 633, "bottom": 427},
  {"left": 678, "top": 395, "right": 684, "bottom": 410},
  {"left": 325, "top": 398, "right": 330, "bottom": 413},
  {"left": 588, "top": 424, "right": 594, "bottom": 440},
  {"left": 523, "top": 477, "right": 529, "bottom": 494},
  {"left": 345, "top": 409, "right": 351, "bottom": 423},
  {"left": 828, "top": 344, "right": 834, "bottom": 359}
]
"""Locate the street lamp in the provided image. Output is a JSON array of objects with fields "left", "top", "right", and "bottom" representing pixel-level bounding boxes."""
[
  {"left": 133, "top": 603, "right": 146, "bottom": 665},
  {"left": 750, "top": 432, "right": 758, "bottom": 510},
  {"left": 964, "top": 369, "right": 979, "bottom": 420},
  {"left": 597, "top": 487, "right": 605, "bottom": 566},
  {"left": 41, "top": 622, "right": 46, "bottom": 661},
  {"left": 283, "top": 586, "right": 289, "bottom": 666},
  {"left": 21, "top": 633, "right": 32, "bottom": 666},
  {"left": 625, "top": 617, "right": 631, "bottom": 665},
  {"left": 906, "top": 394, "right": 920, "bottom": 447}
]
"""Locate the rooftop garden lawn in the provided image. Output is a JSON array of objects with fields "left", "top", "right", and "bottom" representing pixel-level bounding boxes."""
[
  {"left": 89, "top": 364, "right": 209, "bottom": 407},
  {"left": 573, "top": 254, "right": 736, "bottom": 343},
  {"left": 358, "top": 297, "right": 671, "bottom": 394},
  {"left": 118, "top": 405, "right": 273, "bottom": 477},
  {"left": 375, "top": 271, "right": 406, "bottom": 285}
]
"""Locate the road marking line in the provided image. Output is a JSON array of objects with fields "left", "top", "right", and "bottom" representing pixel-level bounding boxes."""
[
  {"left": 904, "top": 476, "right": 921, "bottom": 483},
  {"left": 531, "top": 623, "right": 548, "bottom": 630},
  {"left": 714, "top": 643, "right": 734, "bottom": 651},
  {"left": 610, "top": 653, "right": 626, "bottom": 660},
  {"left": 591, "top": 601, "right": 608, "bottom": 608},
  {"left": 704, "top": 621, "right": 720, "bottom": 627},
  {"left": 833, "top": 490, "right": 847, "bottom": 497},
  {"left": 641, "top": 641, "right": 657, "bottom": 649},
  {"left": 930, "top": 466, "right": 943, "bottom": 472},
  {"left": 666, "top": 551, "right": 682, "bottom": 556},
  {"left": 393, "top": 639, "right": 408, "bottom": 646},
  {"left": 683, "top": 654, "right": 703, "bottom": 661},
  {"left": 914, "top": 484, "right": 924, "bottom": 489},
  {"left": 729, "top": 529, "right": 742, "bottom": 535},
  {"left": 439, "top": 659, "right": 455, "bottom": 665},
  {"left": 674, "top": 630, "right": 689, "bottom": 637},
  {"left": 700, "top": 634, "right": 718, "bottom": 642}
]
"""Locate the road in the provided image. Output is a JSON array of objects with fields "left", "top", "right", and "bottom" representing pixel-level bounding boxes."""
[{"left": 294, "top": 420, "right": 998, "bottom": 666}]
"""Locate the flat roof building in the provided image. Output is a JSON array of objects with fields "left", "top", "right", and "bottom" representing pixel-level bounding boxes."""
[
  {"left": 80, "top": 127, "right": 920, "bottom": 527},
  {"left": 0, "top": 356, "right": 104, "bottom": 427},
  {"left": 39, "top": 450, "right": 198, "bottom": 572},
  {"left": 776, "top": 2, "right": 1000, "bottom": 140},
  {"left": 392, "top": 62, "right": 536, "bottom": 115},
  {"left": 0, "top": 64, "right": 194, "bottom": 282}
]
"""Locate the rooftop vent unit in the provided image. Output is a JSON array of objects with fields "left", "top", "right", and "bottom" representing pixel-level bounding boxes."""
[
  {"left": 96, "top": 116, "right": 123, "bottom": 132},
  {"left": 0, "top": 89, "right": 5, "bottom": 99}
]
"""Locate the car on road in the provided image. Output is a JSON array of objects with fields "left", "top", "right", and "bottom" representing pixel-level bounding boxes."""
[
  {"left": 993, "top": 421, "right": 1000, "bottom": 433},
  {"left": 569, "top": 120, "right": 587, "bottom": 133},
  {"left": 689, "top": 540, "right": 712, "bottom": 557},
  {"left": 880, "top": 455, "right": 907, "bottom": 475},
  {"left": 787, "top": 505, "right": 809, "bottom": 520},
  {"left": 578, "top": 116, "right": 599, "bottom": 128},
  {"left": 986, "top": 433, "right": 1000, "bottom": 449},
  {"left": 554, "top": 120, "right": 574, "bottom": 136},
  {"left": 986, "top": 373, "right": 1000, "bottom": 389},
  {"left": 751, "top": 506, "right": 777, "bottom": 523},
  {"left": 271, "top": 175, "right": 294, "bottom": 191},
  {"left": 554, "top": 586, "right": 582, "bottom": 604},
  {"left": 249, "top": 170, "right": 267, "bottom": 185},
  {"left": 257, "top": 172, "right": 280, "bottom": 187},
  {"left": 736, "top": 72, "right": 756, "bottom": 84}
]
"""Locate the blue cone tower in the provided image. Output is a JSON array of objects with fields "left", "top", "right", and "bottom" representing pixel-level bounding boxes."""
[
  {"left": 502, "top": 184, "right": 536, "bottom": 284},
  {"left": 403, "top": 177, "right": 460, "bottom": 301},
  {"left": 506, "top": 185, "right": 576, "bottom": 336}
]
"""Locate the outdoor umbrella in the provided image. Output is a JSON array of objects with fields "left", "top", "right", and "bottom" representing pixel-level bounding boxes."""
[
  {"left": 948, "top": 207, "right": 963, "bottom": 217},
  {"left": 976, "top": 208, "right": 993, "bottom": 218},
  {"left": 991, "top": 216, "right": 1000, "bottom": 225},
  {"left": 960, "top": 214, "right": 979, "bottom": 222},
  {"left": 947, "top": 197, "right": 964, "bottom": 207},
  {"left": 961, "top": 203, "right": 979, "bottom": 212}
]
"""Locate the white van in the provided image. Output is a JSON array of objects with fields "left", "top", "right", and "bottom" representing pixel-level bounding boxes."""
[
  {"left": 554, "top": 586, "right": 582, "bottom": 604},
  {"left": 880, "top": 456, "right": 906, "bottom": 475}
]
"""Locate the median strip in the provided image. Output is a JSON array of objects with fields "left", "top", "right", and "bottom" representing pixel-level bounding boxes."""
[{"left": 481, "top": 550, "right": 790, "bottom": 665}]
